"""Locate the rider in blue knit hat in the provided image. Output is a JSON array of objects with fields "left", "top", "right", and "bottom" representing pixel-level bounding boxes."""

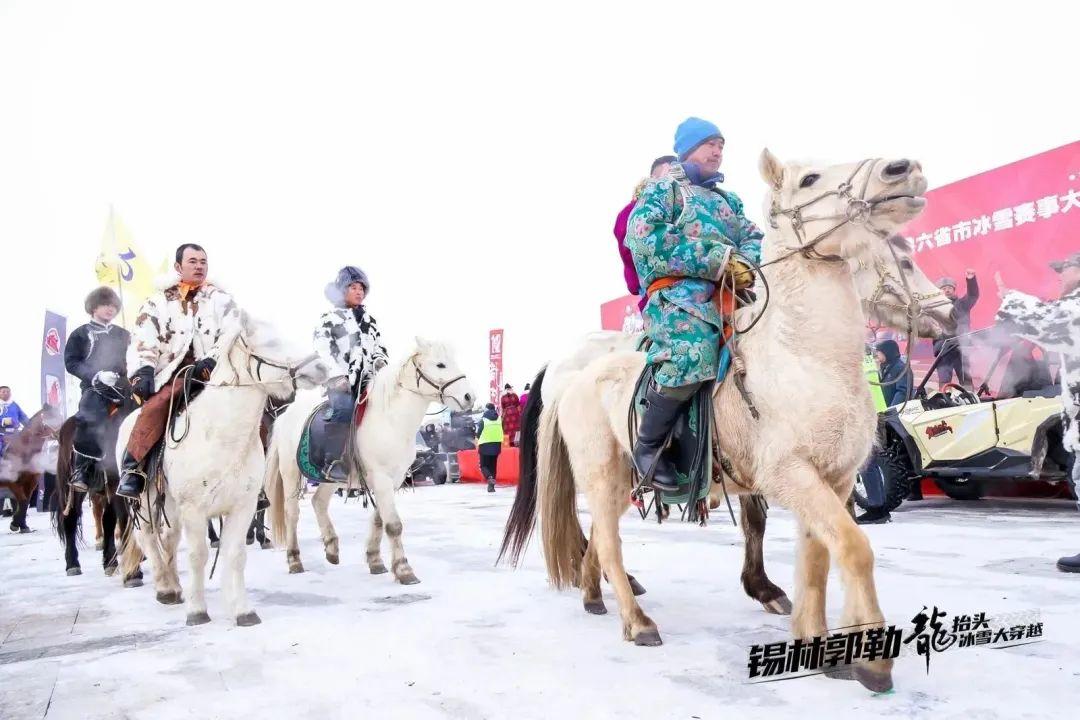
[{"left": 674, "top": 117, "right": 725, "bottom": 162}]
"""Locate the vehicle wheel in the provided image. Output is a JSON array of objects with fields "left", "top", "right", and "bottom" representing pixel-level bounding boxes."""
[
  {"left": 933, "top": 477, "right": 984, "bottom": 501},
  {"left": 432, "top": 464, "right": 448, "bottom": 486},
  {"left": 854, "top": 436, "right": 914, "bottom": 512}
]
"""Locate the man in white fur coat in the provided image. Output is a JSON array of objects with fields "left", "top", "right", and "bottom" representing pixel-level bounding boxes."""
[{"left": 117, "top": 243, "right": 239, "bottom": 499}]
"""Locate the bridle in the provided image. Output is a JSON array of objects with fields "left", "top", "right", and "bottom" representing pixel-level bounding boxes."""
[
  {"left": 401, "top": 355, "right": 469, "bottom": 408},
  {"left": 238, "top": 336, "right": 320, "bottom": 394},
  {"left": 764, "top": 158, "right": 905, "bottom": 266}
]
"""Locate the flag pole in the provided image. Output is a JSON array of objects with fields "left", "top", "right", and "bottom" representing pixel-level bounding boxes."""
[{"left": 110, "top": 205, "right": 128, "bottom": 328}]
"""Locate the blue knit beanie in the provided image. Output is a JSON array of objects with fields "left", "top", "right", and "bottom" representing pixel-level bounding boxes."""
[{"left": 674, "top": 117, "right": 724, "bottom": 160}]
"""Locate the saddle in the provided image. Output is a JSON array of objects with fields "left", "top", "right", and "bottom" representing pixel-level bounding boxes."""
[{"left": 296, "top": 393, "right": 369, "bottom": 484}]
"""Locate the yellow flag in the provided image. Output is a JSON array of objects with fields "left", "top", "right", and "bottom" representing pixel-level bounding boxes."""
[{"left": 93, "top": 208, "right": 157, "bottom": 329}]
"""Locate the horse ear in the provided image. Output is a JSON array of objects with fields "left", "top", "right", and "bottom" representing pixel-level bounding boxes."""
[
  {"left": 414, "top": 336, "right": 428, "bottom": 351},
  {"left": 758, "top": 148, "right": 784, "bottom": 190}
]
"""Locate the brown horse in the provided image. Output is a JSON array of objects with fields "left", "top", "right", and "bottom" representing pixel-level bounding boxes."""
[
  {"left": 52, "top": 414, "right": 143, "bottom": 585},
  {"left": 0, "top": 405, "right": 64, "bottom": 533}
]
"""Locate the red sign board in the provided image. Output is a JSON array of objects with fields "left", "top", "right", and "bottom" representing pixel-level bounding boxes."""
[
  {"left": 600, "top": 295, "right": 644, "bottom": 332},
  {"left": 901, "top": 140, "right": 1080, "bottom": 330},
  {"left": 488, "top": 328, "right": 504, "bottom": 405}
]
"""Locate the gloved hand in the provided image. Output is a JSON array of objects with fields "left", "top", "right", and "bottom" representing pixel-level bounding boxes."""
[
  {"left": 1, "top": 418, "right": 12, "bottom": 428},
  {"left": 130, "top": 366, "right": 155, "bottom": 403},
  {"left": 193, "top": 357, "right": 217, "bottom": 382},
  {"left": 328, "top": 376, "right": 351, "bottom": 393},
  {"left": 728, "top": 259, "right": 755, "bottom": 290},
  {"left": 92, "top": 370, "right": 119, "bottom": 388}
]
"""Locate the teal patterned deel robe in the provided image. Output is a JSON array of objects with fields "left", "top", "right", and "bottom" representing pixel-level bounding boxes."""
[{"left": 625, "top": 163, "right": 763, "bottom": 388}]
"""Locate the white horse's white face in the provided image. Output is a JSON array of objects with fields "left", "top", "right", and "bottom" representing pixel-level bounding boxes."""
[
  {"left": 759, "top": 149, "right": 929, "bottom": 262},
  {"left": 219, "top": 313, "right": 331, "bottom": 399},
  {"left": 408, "top": 337, "right": 477, "bottom": 412},
  {"left": 851, "top": 234, "right": 957, "bottom": 339}
]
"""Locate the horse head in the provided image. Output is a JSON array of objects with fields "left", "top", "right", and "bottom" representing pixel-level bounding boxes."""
[
  {"left": 216, "top": 311, "right": 331, "bottom": 400},
  {"left": 759, "top": 149, "right": 930, "bottom": 262},
  {"left": 852, "top": 234, "right": 956, "bottom": 339},
  {"left": 404, "top": 337, "right": 477, "bottom": 412}
]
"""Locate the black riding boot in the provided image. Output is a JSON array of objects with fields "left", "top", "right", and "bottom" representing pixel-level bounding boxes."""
[
  {"left": 116, "top": 452, "right": 147, "bottom": 500},
  {"left": 69, "top": 452, "right": 100, "bottom": 493},
  {"left": 632, "top": 386, "right": 687, "bottom": 493},
  {"left": 322, "top": 422, "right": 350, "bottom": 483}
]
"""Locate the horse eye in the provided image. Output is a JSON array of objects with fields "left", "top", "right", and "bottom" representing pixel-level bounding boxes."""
[
  {"left": 799, "top": 173, "right": 820, "bottom": 189},
  {"left": 436, "top": 363, "right": 446, "bottom": 369}
]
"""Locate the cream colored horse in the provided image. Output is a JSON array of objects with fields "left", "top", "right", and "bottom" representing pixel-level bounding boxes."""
[{"left": 505, "top": 151, "right": 944, "bottom": 693}]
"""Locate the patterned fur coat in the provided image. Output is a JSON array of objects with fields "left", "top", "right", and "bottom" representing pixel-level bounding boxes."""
[
  {"left": 313, "top": 305, "right": 388, "bottom": 389},
  {"left": 128, "top": 273, "right": 240, "bottom": 391},
  {"left": 996, "top": 287, "right": 1080, "bottom": 452}
]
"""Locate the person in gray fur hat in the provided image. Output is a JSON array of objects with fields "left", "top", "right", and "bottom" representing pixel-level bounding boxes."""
[{"left": 313, "top": 266, "right": 388, "bottom": 482}]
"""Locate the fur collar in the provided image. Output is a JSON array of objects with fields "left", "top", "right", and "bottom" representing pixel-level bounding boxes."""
[{"left": 154, "top": 270, "right": 223, "bottom": 293}]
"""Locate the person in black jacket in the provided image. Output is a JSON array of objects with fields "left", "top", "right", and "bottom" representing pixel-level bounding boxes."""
[
  {"left": 66, "top": 288, "right": 130, "bottom": 493},
  {"left": 933, "top": 271, "right": 979, "bottom": 386},
  {"left": 876, "top": 340, "right": 913, "bottom": 407}
]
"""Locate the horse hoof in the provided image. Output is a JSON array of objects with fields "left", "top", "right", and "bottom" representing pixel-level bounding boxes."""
[
  {"left": 260, "top": 539, "right": 272, "bottom": 550},
  {"left": 156, "top": 591, "right": 183, "bottom": 605},
  {"left": 210, "top": 541, "right": 220, "bottom": 549},
  {"left": 66, "top": 567, "right": 82, "bottom": 577},
  {"left": 628, "top": 576, "right": 647, "bottom": 597},
  {"left": 396, "top": 572, "right": 421, "bottom": 586},
  {"left": 288, "top": 563, "right": 305, "bottom": 574},
  {"left": 326, "top": 554, "right": 339, "bottom": 565},
  {"left": 369, "top": 564, "right": 388, "bottom": 575},
  {"left": 17, "top": 526, "right": 32, "bottom": 534},
  {"left": 633, "top": 629, "right": 663, "bottom": 647},
  {"left": 186, "top": 612, "right": 211, "bottom": 626},
  {"left": 583, "top": 600, "right": 608, "bottom": 615},
  {"left": 855, "top": 665, "right": 894, "bottom": 694},
  {"left": 246, "top": 536, "right": 255, "bottom": 546},
  {"left": 123, "top": 577, "right": 144, "bottom": 589},
  {"left": 104, "top": 564, "right": 117, "bottom": 577},
  {"left": 95, "top": 540, "right": 104, "bottom": 551},
  {"left": 824, "top": 665, "right": 857, "bottom": 681},
  {"left": 762, "top": 595, "right": 793, "bottom": 615},
  {"left": 236, "top": 612, "right": 262, "bottom": 627}
]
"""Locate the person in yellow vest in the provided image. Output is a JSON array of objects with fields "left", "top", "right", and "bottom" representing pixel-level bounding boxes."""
[
  {"left": 856, "top": 346, "right": 892, "bottom": 525},
  {"left": 476, "top": 403, "right": 503, "bottom": 493}
]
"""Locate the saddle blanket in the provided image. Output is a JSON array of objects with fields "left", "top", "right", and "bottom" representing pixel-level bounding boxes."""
[{"left": 296, "top": 398, "right": 368, "bottom": 484}]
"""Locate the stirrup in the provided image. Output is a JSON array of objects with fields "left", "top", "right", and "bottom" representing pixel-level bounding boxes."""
[
  {"left": 321, "top": 461, "right": 349, "bottom": 485},
  {"left": 117, "top": 468, "right": 149, "bottom": 499}
]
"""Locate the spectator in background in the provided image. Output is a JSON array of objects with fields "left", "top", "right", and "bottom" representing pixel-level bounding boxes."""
[
  {"left": 933, "top": 270, "right": 979, "bottom": 386},
  {"left": 996, "top": 341, "right": 1053, "bottom": 399},
  {"left": 856, "top": 346, "right": 892, "bottom": 525},
  {"left": 614, "top": 156, "right": 678, "bottom": 311},
  {"left": 519, "top": 383, "right": 531, "bottom": 412},
  {"left": 876, "top": 340, "right": 913, "bottom": 407},
  {"left": 476, "top": 403, "right": 503, "bottom": 493},
  {"left": 0, "top": 386, "right": 30, "bottom": 456},
  {"left": 500, "top": 384, "right": 521, "bottom": 447}
]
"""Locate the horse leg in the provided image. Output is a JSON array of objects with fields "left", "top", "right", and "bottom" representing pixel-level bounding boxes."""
[
  {"left": 63, "top": 492, "right": 83, "bottom": 575},
  {"left": 284, "top": 487, "right": 304, "bottom": 574},
  {"left": 365, "top": 509, "right": 387, "bottom": 574},
  {"left": 101, "top": 499, "right": 119, "bottom": 576},
  {"left": 787, "top": 466, "right": 892, "bottom": 693},
  {"left": 113, "top": 497, "right": 143, "bottom": 586},
  {"left": 370, "top": 474, "right": 418, "bottom": 584},
  {"left": 585, "top": 464, "right": 659, "bottom": 645},
  {"left": 92, "top": 494, "right": 105, "bottom": 550},
  {"left": 311, "top": 484, "right": 339, "bottom": 565},
  {"left": 207, "top": 519, "right": 220, "bottom": 548},
  {"left": 182, "top": 511, "right": 211, "bottom": 624},
  {"left": 10, "top": 481, "right": 31, "bottom": 532},
  {"left": 255, "top": 507, "right": 270, "bottom": 549},
  {"left": 581, "top": 525, "right": 606, "bottom": 615},
  {"left": 220, "top": 507, "right": 260, "bottom": 626},
  {"left": 739, "top": 495, "right": 791, "bottom": 615}
]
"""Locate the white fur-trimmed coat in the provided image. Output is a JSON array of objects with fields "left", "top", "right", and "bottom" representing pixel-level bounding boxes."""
[
  {"left": 127, "top": 273, "right": 240, "bottom": 391},
  {"left": 313, "top": 305, "right": 388, "bottom": 389},
  {"left": 996, "top": 288, "right": 1080, "bottom": 452}
]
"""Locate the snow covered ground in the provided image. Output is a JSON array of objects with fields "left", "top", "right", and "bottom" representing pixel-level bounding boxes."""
[{"left": 1, "top": 486, "right": 1077, "bottom": 720}]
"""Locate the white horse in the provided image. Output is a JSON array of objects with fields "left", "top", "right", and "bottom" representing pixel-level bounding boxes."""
[
  {"left": 265, "top": 338, "right": 477, "bottom": 583},
  {"left": 504, "top": 151, "right": 942, "bottom": 693},
  {"left": 119, "top": 313, "right": 329, "bottom": 626}
]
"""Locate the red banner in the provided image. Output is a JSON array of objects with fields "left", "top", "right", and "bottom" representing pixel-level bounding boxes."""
[
  {"left": 488, "top": 328, "right": 504, "bottom": 405},
  {"left": 600, "top": 295, "right": 643, "bottom": 332},
  {"left": 901, "top": 140, "right": 1080, "bottom": 330}
]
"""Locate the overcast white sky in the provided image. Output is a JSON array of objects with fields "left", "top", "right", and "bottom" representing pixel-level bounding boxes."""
[{"left": 1, "top": 0, "right": 1078, "bottom": 410}]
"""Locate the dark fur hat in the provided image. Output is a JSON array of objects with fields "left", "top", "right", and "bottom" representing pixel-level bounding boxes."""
[{"left": 84, "top": 286, "right": 122, "bottom": 314}]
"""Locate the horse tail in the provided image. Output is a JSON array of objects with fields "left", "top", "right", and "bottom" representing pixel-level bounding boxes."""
[
  {"left": 265, "top": 430, "right": 286, "bottom": 548},
  {"left": 537, "top": 394, "right": 583, "bottom": 590},
  {"left": 52, "top": 418, "right": 78, "bottom": 545},
  {"left": 498, "top": 367, "right": 547, "bottom": 566}
]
